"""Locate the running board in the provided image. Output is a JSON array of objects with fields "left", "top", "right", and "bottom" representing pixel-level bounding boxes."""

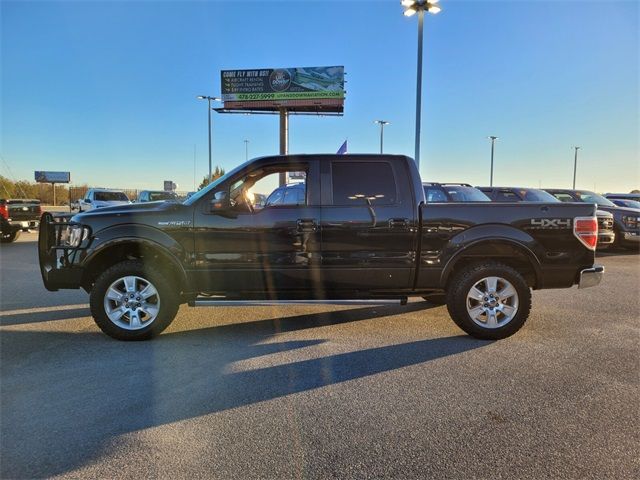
[{"left": 188, "top": 298, "right": 408, "bottom": 307}]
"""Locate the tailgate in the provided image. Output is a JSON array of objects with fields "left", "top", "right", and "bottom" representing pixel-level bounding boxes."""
[{"left": 8, "top": 201, "right": 41, "bottom": 221}]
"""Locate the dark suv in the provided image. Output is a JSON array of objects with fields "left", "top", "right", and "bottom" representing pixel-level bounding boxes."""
[
  {"left": 545, "top": 189, "right": 639, "bottom": 250},
  {"left": 479, "top": 187, "right": 615, "bottom": 249}
]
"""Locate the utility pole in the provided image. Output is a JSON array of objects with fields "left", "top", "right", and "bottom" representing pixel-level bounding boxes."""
[
  {"left": 196, "top": 95, "right": 221, "bottom": 183},
  {"left": 374, "top": 120, "right": 390, "bottom": 154},
  {"left": 488, "top": 136, "right": 498, "bottom": 186},
  {"left": 244, "top": 139, "right": 249, "bottom": 162},
  {"left": 572, "top": 146, "right": 580, "bottom": 189}
]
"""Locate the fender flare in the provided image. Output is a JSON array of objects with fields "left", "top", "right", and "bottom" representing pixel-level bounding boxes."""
[
  {"left": 82, "top": 224, "right": 189, "bottom": 288},
  {"left": 439, "top": 225, "right": 543, "bottom": 286}
]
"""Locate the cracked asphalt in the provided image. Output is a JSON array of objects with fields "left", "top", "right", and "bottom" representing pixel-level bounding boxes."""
[{"left": 1, "top": 233, "right": 638, "bottom": 479}]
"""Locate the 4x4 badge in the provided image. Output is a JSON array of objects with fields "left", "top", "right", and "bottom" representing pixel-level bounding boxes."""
[{"left": 530, "top": 218, "right": 571, "bottom": 228}]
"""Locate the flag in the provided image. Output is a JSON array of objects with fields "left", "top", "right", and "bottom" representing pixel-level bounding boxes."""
[{"left": 336, "top": 140, "right": 347, "bottom": 155}]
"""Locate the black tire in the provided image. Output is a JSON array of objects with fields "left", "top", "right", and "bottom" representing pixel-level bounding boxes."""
[
  {"left": 422, "top": 293, "right": 446, "bottom": 305},
  {"left": 446, "top": 262, "right": 531, "bottom": 340},
  {"left": 90, "top": 260, "right": 180, "bottom": 340},
  {"left": 1, "top": 229, "right": 21, "bottom": 243}
]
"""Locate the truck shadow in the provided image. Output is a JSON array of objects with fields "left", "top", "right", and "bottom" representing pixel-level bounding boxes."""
[{"left": 1, "top": 304, "right": 485, "bottom": 478}]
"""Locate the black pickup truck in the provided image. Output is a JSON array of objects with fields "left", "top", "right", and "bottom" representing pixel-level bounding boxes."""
[{"left": 39, "top": 154, "right": 603, "bottom": 341}]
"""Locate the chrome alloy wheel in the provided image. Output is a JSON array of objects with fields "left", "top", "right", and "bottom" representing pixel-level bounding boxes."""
[
  {"left": 466, "top": 276, "right": 519, "bottom": 329},
  {"left": 103, "top": 276, "right": 160, "bottom": 330}
]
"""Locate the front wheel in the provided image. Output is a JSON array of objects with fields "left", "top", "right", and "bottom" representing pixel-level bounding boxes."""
[
  {"left": 1, "top": 229, "right": 21, "bottom": 243},
  {"left": 90, "top": 260, "right": 180, "bottom": 340},
  {"left": 446, "top": 262, "right": 531, "bottom": 340}
]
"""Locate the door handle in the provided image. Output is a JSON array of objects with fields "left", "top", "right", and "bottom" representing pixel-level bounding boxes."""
[
  {"left": 389, "top": 218, "right": 409, "bottom": 229},
  {"left": 296, "top": 219, "right": 318, "bottom": 232}
]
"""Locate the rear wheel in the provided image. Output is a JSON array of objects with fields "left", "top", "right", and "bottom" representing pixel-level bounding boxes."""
[
  {"left": 90, "top": 260, "right": 180, "bottom": 340},
  {"left": 446, "top": 262, "right": 531, "bottom": 340}
]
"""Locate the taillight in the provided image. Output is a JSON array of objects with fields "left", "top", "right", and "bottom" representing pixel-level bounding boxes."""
[
  {"left": 0, "top": 204, "right": 8, "bottom": 220},
  {"left": 574, "top": 216, "right": 598, "bottom": 251}
]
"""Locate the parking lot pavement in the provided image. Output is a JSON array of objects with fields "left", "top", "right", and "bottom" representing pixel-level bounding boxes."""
[{"left": 1, "top": 233, "right": 638, "bottom": 479}]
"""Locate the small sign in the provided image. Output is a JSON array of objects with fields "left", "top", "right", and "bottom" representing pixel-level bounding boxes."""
[{"left": 164, "top": 181, "right": 177, "bottom": 192}]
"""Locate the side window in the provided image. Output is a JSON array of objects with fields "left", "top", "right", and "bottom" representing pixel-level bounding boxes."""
[
  {"left": 495, "top": 190, "right": 520, "bottom": 202},
  {"left": 331, "top": 162, "right": 396, "bottom": 205}
]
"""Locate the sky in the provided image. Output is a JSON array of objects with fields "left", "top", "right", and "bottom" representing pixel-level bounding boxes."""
[{"left": 1, "top": 0, "right": 638, "bottom": 193}]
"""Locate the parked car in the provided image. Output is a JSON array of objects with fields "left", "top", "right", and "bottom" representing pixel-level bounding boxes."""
[
  {"left": 605, "top": 193, "right": 640, "bottom": 202},
  {"left": 75, "top": 189, "right": 131, "bottom": 212},
  {"left": 478, "top": 187, "right": 615, "bottom": 249},
  {"left": 39, "top": 154, "right": 603, "bottom": 341},
  {"left": 545, "top": 189, "right": 640, "bottom": 250},
  {"left": 0, "top": 198, "right": 41, "bottom": 233},
  {"left": 609, "top": 198, "right": 640, "bottom": 209},
  {"left": 137, "top": 190, "right": 178, "bottom": 203},
  {"left": 257, "top": 183, "right": 306, "bottom": 208},
  {"left": 422, "top": 183, "right": 490, "bottom": 202}
]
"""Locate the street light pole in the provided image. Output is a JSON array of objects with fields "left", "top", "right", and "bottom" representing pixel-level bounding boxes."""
[
  {"left": 572, "top": 146, "right": 580, "bottom": 189},
  {"left": 401, "top": 0, "right": 441, "bottom": 172},
  {"left": 196, "top": 95, "right": 221, "bottom": 183},
  {"left": 244, "top": 139, "right": 249, "bottom": 162},
  {"left": 488, "top": 136, "right": 498, "bottom": 186},
  {"left": 374, "top": 120, "right": 390, "bottom": 154}
]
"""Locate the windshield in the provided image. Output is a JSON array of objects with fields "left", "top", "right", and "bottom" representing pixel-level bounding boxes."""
[
  {"left": 575, "top": 191, "right": 617, "bottom": 207},
  {"left": 522, "top": 189, "right": 560, "bottom": 202},
  {"left": 94, "top": 191, "right": 129, "bottom": 202},
  {"left": 442, "top": 185, "right": 490, "bottom": 202},
  {"left": 613, "top": 199, "right": 640, "bottom": 209},
  {"left": 183, "top": 159, "right": 252, "bottom": 206}
]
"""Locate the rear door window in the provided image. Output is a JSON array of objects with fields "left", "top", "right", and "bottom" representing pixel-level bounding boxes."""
[{"left": 331, "top": 162, "right": 397, "bottom": 205}]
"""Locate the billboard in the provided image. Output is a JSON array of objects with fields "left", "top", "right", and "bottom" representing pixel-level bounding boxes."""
[
  {"left": 34, "top": 171, "right": 71, "bottom": 183},
  {"left": 221, "top": 66, "right": 344, "bottom": 112}
]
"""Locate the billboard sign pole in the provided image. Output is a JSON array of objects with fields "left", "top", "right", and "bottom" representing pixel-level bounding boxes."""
[{"left": 34, "top": 171, "right": 71, "bottom": 206}]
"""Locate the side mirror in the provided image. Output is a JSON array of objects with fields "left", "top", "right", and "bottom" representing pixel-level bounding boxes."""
[{"left": 85, "top": 199, "right": 92, "bottom": 204}]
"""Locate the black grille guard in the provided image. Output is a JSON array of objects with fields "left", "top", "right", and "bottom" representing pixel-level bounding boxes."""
[{"left": 38, "top": 213, "right": 92, "bottom": 288}]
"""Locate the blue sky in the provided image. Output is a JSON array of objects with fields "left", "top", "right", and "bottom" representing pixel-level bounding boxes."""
[{"left": 1, "top": 0, "right": 638, "bottom": 192}]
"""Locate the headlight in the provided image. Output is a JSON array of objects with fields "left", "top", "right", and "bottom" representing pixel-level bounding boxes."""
[
  {"left": 59, "top": 225, "right": 88, "bottom": 247},
  {"left": 622, "top": 215, "right": 640, "bottom": 229}
]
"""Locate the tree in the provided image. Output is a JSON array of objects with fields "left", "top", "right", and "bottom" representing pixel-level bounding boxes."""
[
  {"left": 630, "top": 189, "right": 640, "bottom": 194},
  {"left": 198, "top": 166, "right": 225, "bottom": 190}
]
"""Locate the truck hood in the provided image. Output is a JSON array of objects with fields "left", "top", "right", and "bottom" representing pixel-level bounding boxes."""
[{"left": 72, "top": 200, "right": 180, "bottom": 222}]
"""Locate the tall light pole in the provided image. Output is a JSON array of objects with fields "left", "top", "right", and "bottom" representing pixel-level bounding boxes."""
[
  {"left": 401, "top": 0, "right": 441, "bottom": 171},
  {"left": 196, "top": 95, "right": 221, "bottom": 183},
  {"left": 374, "top": 120, "right": 390, "bottom": 154},
  {"left": 572, "top": 146, "right": 580, "bottom": 189},
  {"left": 244, "top": 139, "right": 249, "bottom": 162},
  {"left": 488, "top": 135, "right": 498, "bottom": 186}
]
